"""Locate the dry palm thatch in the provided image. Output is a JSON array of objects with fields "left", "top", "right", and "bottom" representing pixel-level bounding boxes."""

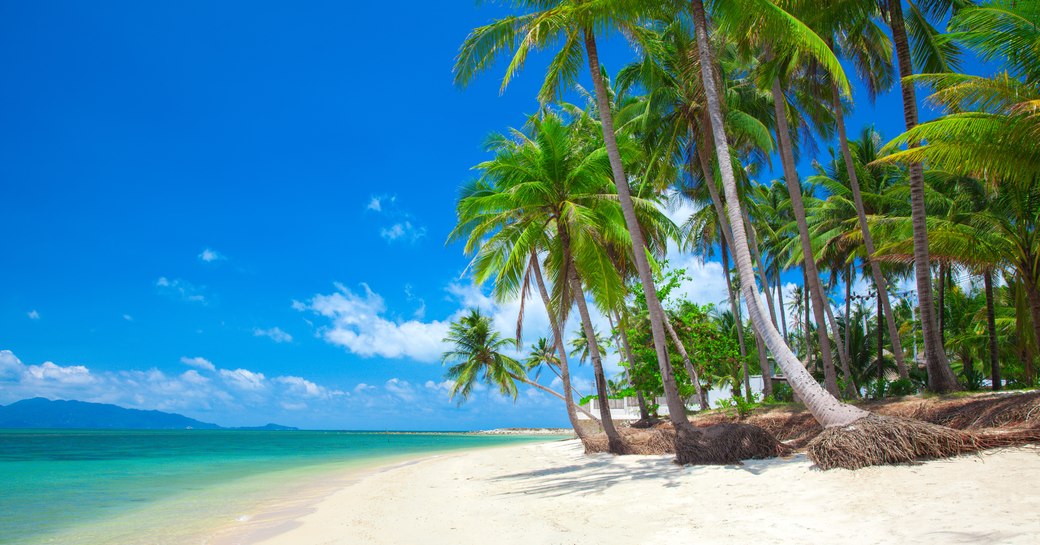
[{"left": 585, "top": 422, "right": 786, "bottom": 463}]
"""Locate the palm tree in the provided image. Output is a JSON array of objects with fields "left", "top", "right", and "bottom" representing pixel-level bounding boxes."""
[
  {"left": 808, "top": 1, "right": 911, "bottom": 379},
  {"left": 443, "top": 310, "right": 599, "bottom": 422},
  {"left": 689, "top": 0, "right": 869, "bottom": 430},
  {"left": 874, "top": 0, "right": 963, "bottom": 392},
  {"left": 453, "top": 1, "right": 704, "bottom": 449}
]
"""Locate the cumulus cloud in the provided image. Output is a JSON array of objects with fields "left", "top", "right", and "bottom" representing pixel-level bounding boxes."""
[
  {"left": 180, "top": 356, "right": 216, "bottom": 372},
  {"left": 156, "top": 277, "right": 207, "bottom": 304},
  {"left": 253, "top": 327, "right": 293, "bottom": 343},
  {"left": 366, "top": 196, "right": 384, "bottom": 212},
  {"left": 27, "top": 310, "right": 40, "bottom": 320},
  {"left": 198, "top": 248, "right": 226, "bottom": 263},
  {"left": 295, "top": 283, "right": 451, "bottom": 362},
  {"left": 366, "top": 194, "right": 426, "bottom": 244}
]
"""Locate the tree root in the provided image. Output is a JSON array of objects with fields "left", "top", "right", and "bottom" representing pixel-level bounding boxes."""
[
  {"left": 675, "top": 423, "right": 787, "bottom": 465},
  {"left": 807, "top": 413, "right": 1040, "bottom": 470}
]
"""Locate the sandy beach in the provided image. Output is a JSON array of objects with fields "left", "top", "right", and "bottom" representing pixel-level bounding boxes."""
[{"left": 236, "top": 440, "right": 1040, "bottom": 545}]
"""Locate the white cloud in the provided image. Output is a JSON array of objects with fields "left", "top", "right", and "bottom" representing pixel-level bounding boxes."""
[
  {"left": 295, "top": 283, "right": 451, "bottom": 362},
  {"left": 156, "top": 277, "right": 207, "bottom": 304},
  {"left": 27, "top": 310, "right": 40, "bottom": 320},
  {"left": 198, "top": 248, "right": 226, "bottom": 263},
  {"left": 180, "top": 356, "right": 216, "bottom": 372},
  {"left": 219, "top": 368, "right": 267, "bottom": 391},
  {"left": 0, "top": 349, "right": 354, "bottom": 428},
  {"left": 384, "top": 378, "right": 416, "bottom": 402},
  {"left": 26, "top": 361, "right": 94, "bottom": 385},
  {"left": 253, "top": 327, "right": 293, "bottom": 343},
  {"left": 122, "top": 314, "right": 134, "bottom": 322},
  {"left": 380, "top": 221, "right": 426, "bottom": 243},
  {"left": 366, "top": 196, "right": 383, "bottom": 212}
]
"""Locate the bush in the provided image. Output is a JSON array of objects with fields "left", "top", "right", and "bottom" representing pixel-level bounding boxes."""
[
  {"left": 888, "top": 377, "right": 919, "bottom": 396},
  {"left": 771, "top": 382, "right": 794, "bottom": 403}
]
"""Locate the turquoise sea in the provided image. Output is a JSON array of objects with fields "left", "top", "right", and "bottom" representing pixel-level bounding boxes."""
[{"left": 0, "top": 429, "right": 561, "bottom": 545}]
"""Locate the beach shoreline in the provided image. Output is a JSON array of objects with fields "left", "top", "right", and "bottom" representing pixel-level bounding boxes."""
[{"left": 242, "top": 439, "right": 1040, "bottom": 545}]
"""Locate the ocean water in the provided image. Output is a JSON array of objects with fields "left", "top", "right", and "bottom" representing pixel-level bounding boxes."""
[{"left": 0, "top": 429, "right": 561, "bottom": 545}]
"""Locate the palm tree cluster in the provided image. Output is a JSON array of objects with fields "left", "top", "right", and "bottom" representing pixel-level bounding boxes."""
[{"left": 442, "top": 0, "right": 1040, "bottom": 469}]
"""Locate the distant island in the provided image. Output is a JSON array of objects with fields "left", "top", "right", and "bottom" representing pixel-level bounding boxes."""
[{"left": 0, "top": 398, "right": 297, "bottom": 430}]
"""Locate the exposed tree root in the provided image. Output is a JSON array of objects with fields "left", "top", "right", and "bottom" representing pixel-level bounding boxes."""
[
  {"left": 585, "top": 422, "right": 785, "bottom": 463},
  {"left": 806, "top": 414, "right": 1040, "bottom": 470},
  {"left": 630, "top": 416, "right": 664, "bottom": 429},
  {"left": 675, "top": 423, "right": 787, "bottom": 465}
]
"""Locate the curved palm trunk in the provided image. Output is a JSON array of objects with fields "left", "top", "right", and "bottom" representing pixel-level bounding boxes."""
[
  {"left": 613, "top": 310, "right": 651, "bottom": 420},
  {"left": 938, "top": 262, "right": 948, "bottom": 346},
  {"left": 886, "top": 0, "right": 959, "bottom": 392},
  {"left": 1022, "top": 271, "right": 1040, "bottom": 385},
  {"left": 744, "top": 211, "right": 778, "bottom": 328},
  {"left": 695, "top": 142, "right": 772, "bottom": 397},
  {"left": 830, "top": 82, "right": 909, "bottom": 379},
  {"left": 770, "top": 77, "right": 840, "bottom": 397},
  {"left": 663, "top": 317, "right": 709, "bottom": 410},
  {"left": 983, "top": 270, "right": 1001, "bottom": 391},
  {"left": 777, "top": 273, "right": 789, "bottom": 342},
  {"left": 844, "top": 264, "right": 852, "bottom": 365},
  {"left": 804, "top": 269, "right": 814, "bottom": 371},
  {"left": 584, "top": 30, "right": 697, "bottom": 439},
  {"left": 530, "top": 253, "right": 593, "bottom": 438},
  {"left": 690, "top": 0, "right": 867, "bottom": 427}
]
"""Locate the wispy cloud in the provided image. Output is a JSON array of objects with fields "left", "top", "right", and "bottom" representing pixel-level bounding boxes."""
[
  {"left": 253, "top": 327, "right": 293, "bottom": 343},
  {"left": 122, "top": 314, "right": 134, "bottom": 322},
  {"left": 156, "top": 277, "right": 208, "bottom": 304},
  {"left": 366, "top": 194, "right": 427, "bottom": 244},
  {"left": 180, "top": 356, "right": 216, "bottom": 372},
  {"left": 27, "top": 310, "right": 40, "bottom": 320},
  {"left": 198, "top": 248, "right": 226, "bottom": 263}
]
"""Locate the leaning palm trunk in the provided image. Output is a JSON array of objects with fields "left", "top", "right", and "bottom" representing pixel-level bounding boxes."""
[
  {"left": 583, "top": 30, "right": 697, "bottom": 440},
  {"left": 830, "top": 82, "right": 909, "bottom": 379},
  {"left": 770, "top": 77, "right": 840, "bottom": 397},
  {"left": 664, "top": 318, "right": 709, "bottom": 410},
  {"left": 686, "top": 0, "right": 1015, "bottom": 470},
  {"left": 886, "top": 0, "right": 958, "bottom": 392},
  {"left": 530, "top": 253, "right": 593, "bottom": 439},
  {"left": 777, "top": 273, "right": 789, "bottom": 342},
  {"left": 696, "top": 146, "right": 772, "bottom": 397},
  {"left": 690, "top": 0, "right": 866, "bottom": 429},
  {"left": 508, "top": 372, "right": 600, "bottom": 421}
]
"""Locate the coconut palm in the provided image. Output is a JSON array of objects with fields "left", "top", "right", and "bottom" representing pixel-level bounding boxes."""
[
  {"left": 453, "top": 1, "right": 705, "bottom": 450},
  {"left": 443, "top": 310, "right": 599, "bottom": 422}
]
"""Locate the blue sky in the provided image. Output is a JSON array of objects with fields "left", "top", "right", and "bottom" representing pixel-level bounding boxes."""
[{"left": 0, "top": 1, "right": 976, "bottom": 430}]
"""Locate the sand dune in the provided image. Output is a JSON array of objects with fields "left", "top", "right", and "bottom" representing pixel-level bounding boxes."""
[{"left": 242, "top": 440, "right": 1040, "bottom": 545}]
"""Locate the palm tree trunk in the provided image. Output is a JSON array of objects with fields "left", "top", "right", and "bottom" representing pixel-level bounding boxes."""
[
  {"left": 886, "top": 0, "right": 959, "bottom": 393},
  {"left": 1022, "top": 271, "right": 1040, "bottom": 385},
  {"left": 743, "top": 211, "right": 779, "bottom": 328},
  {"left": 877, "top": 298, "right": 885, "bottom": 382},
  {"left": 509, "top": 373, "right": 600, "bottom": 421},
  {"left": 529, "top": 253, "right": 591, "bottom": 438},
  {"left": 693, "top": 144, "right": 771, "bottom": 396},
  {"left": 613, "top": 310, "right": 651, "bottom": 420},
  {"left": 983, "top": 269, "right": 1001, "bottom": 391},
  {"left": 777, "top": 273, "right": 788, "bottom": 342},
  {"left": 830, "top": 81, "right": 908, "bottom": 379},
  {"left": 663, "top": 318, "right": 709, "bottom": 410},
  {"left": 771, "top": 77, "right": 840, "bottom": 397},
  {"left": 722, "top": 239, "right": 755, "bottom": 399},
  {"left": 844, "top": 263, "right": 853, "bottom": 365},
  {"left": 568, "top": 267, "right": 624, "bottom": 452},
  {"left": 824, "top": 298, "right": 858, "bottom": 398},
  {"left": 690, "top": 0, "right": 866, "bottom": 428},
  {"left": 804, "top": 269, "right": 814, "bottom": 371},
  {"left": 938, "top": 262, "right": 947, "bottom": 347},
  {"left": 583, "top": 29, "right": 697, "bottom": 440}
]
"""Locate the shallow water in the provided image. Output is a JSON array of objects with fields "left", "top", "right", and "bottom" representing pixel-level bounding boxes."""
[{"left": 0, "top": 429, "right": 559, "bottom": 544}]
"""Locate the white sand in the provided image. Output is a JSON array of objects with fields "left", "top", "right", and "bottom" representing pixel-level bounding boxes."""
[{"left": 241, "top": 440, "right": 1040, "bottom": 545}]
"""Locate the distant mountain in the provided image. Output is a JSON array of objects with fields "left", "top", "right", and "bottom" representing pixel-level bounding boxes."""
[{"left": 0, "top": 398, "right": 297, "bottom": 431}]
